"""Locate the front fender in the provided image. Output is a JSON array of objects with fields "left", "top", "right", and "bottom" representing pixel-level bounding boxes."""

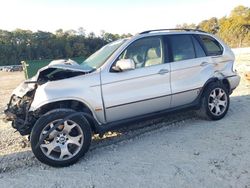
[{"left": 29, "top": 77, "right": 105, "bottom": 124}]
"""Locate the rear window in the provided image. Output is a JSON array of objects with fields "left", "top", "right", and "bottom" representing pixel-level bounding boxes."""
[{"left": 200, "top": 35, "right": 223, "bottom": 56}]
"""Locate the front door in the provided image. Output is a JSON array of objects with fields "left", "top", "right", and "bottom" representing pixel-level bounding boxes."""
[{"left": 101, "top": 36, "right": 171, "bottom": 122}]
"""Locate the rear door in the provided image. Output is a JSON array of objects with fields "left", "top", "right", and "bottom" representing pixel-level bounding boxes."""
[
  {"left": 165, "top": 34, "right": 213, "bottom": 108},
  {"left": 101, "top": 36, "right": 171, "bottom": 122}
]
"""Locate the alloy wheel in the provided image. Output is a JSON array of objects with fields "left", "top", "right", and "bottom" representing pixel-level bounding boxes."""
[
  {"left": 39, "top": 119, "right": 84, "bottom": 161},
  {"left": 208, "top": 88, "right": 228, "bottom": 116}
]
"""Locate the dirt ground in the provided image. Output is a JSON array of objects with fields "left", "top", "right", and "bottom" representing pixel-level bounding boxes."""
[{"left": 0, "top": 50, "right": 250, "bottom": 188}]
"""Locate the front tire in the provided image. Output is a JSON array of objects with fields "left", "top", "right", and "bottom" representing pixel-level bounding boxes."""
[
  {"left": 198, "top": 82, "right": 229, "bottom": 120},
  {"left": 30, "top": 109, "right": 92, "bottom": 167}
]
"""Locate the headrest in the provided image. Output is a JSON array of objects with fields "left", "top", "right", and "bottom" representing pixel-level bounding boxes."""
[{"left": 147, "top": 48, "right": 160, "bottom": 59}]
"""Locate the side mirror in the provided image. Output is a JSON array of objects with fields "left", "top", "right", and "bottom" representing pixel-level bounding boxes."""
[{"left": 114, "top": 59, "right": 135, "bottom": 72}]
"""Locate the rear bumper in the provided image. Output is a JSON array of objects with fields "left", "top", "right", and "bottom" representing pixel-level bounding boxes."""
[{"left": 227, "top": 74, "right": 241, "bottom": 92}]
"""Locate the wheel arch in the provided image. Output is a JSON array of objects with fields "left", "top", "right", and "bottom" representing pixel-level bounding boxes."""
[
  {"left": 34, "top": 99, "right": 100, "bottom": 133},
  {"left": 198, "top": 77, "right": 230, "bottom": 105},
  {"left": 221, "top": 78, "right": 231, "bottom": 94}
]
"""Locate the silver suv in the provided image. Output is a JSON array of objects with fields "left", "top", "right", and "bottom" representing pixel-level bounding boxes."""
[{"left": 4, "top": 29, "right": 240, "bottom": 167}]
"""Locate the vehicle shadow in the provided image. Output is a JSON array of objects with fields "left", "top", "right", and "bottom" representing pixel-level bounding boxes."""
[{"left": 0, "top": 94, "right": 249, "bottom": 173}]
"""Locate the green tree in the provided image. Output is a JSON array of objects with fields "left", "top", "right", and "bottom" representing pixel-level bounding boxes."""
[
  {"left": 198, "top": 17, "right": 219, "bottom": 34},
  {"left": 218, "top": 5, "right": 250, "bottom": 47}
]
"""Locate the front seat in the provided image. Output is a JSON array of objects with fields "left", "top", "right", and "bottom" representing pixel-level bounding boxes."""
[{"left": 144, "top": 48, "right": 162, "bottom": 67}]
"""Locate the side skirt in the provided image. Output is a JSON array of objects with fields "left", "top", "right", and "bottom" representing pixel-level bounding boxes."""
[{"left": 95, "top": 99, "right": 201, "bottom": 134}]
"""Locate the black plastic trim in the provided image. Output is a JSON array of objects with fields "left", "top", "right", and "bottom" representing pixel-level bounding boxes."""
[{"left": 106, "top": 87, "right": 201, "bottom": 109}]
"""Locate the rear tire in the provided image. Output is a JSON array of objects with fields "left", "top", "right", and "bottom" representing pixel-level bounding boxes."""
[
  {"left": 30, "top": 109, "right": 92, "bottom": 167},
  {"left": 197, "top": 82, "right": 229, "bottom": 120}
]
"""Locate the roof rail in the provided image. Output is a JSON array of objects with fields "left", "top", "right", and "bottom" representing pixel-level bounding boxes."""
[{"left": 139, "top": 28, "right": 206, "bottom": 34}]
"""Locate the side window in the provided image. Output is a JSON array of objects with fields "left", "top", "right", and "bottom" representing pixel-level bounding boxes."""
[
  {"left": 169, "top": 35, "right": 195, "bottom": 62},
  {"left": 200, "top": 35, "right": 223, "bottom": 56},
  {"left": 117, "top": 37, "right": 163, "bottom": 68},
  {"left": 192, "top": 36, "right": 206, "bottom": 58}
]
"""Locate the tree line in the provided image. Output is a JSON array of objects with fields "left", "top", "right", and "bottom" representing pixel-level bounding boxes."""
[
  {"left": 0, "top": 28, "right": 132, "bottom": 66},
  {"left": 0, "top": 5, "right": 249, "bottom": 66},
  {"left": 176, "top": 5, "right": 250, "bottom": 48}
]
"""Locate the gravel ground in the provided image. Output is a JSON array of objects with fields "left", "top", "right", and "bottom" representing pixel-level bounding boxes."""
[
  {"left": 0, "top": 50, "right": 249, "bottom": 188},
  {"left": 0, "top": 72, "right": 29, "bottom": 158}
]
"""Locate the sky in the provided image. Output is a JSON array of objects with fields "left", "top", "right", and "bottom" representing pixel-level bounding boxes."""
[{"left": 1, "top": 0, "right": 250, "bottom": 35}]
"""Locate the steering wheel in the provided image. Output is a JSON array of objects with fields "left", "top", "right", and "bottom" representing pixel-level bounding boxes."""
[{"left": 133, "top": 54, "right": 144, "bottom": 68}]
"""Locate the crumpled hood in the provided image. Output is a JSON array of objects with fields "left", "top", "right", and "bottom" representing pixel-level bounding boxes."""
[
  {"left": 12, "top": 59, "right": 91, "bottom": 97},
  {"left": 40, "top": 59, "right": 91, "bottom": 73},
  {"left": 31, "top": 59, "right": 91, "bottom": 81}
]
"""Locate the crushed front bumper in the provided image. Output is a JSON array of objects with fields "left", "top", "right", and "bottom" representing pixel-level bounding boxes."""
[{"left": 4, "top": 94, "right": 34, "bottom": 135}]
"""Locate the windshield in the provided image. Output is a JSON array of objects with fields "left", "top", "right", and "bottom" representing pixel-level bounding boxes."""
[{"left": 81, "top": 39, "right": 127, "bottom": 70}]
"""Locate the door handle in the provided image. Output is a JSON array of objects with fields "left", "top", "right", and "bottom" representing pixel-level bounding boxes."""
[
  {"left": 158, "top": 69, "right": 169, "bottom": 75},
  {"left": 200, "top": 61, "right": 209, "bottom": 66},
  {"left": 200, "top": 61, "right": 219, "bottom": 67}
]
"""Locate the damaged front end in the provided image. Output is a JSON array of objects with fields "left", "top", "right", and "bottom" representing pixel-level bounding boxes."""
[
  {"left": 4, "top": 90, "right": 37, "bottom": 135},
  {"left": 4, "top": 59, "right": 91, "bottom": 135}
]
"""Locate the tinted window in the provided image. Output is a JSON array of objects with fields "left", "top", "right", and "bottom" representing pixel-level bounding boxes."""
[
  {"left": 192, "top": 36, "right": 206, "bottom": 58},
  {"left": 117, "top": 37, "right": 163, "bottom": 68},
  {"left": 169, "top": 35, "right": 195, "bottom": 62},
  {"left": 200, "top": 35, "right": 223, "bottom": 56}
]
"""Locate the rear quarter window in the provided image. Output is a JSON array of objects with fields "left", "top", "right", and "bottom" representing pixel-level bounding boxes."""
[{"left": 200, "top": 35, "right": 223, "bottom": 56}]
